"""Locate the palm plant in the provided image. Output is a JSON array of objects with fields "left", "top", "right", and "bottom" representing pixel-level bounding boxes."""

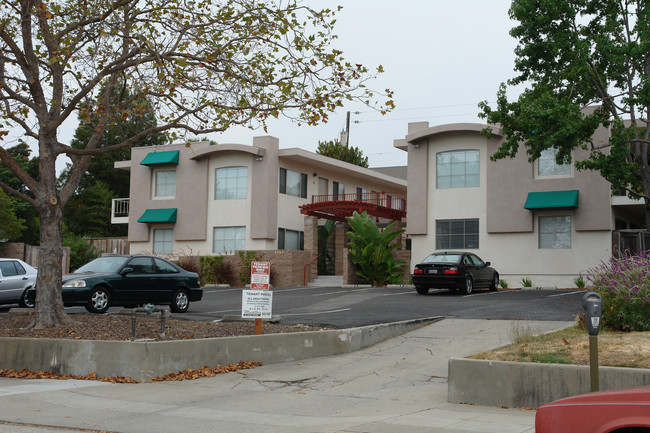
[{"left": 346, "top": 211, "right": 406, "bottom": 286}]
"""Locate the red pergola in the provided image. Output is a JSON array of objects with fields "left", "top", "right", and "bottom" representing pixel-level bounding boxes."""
[{"left": 299, "top": 191, "right": 407, "bottom": 222}]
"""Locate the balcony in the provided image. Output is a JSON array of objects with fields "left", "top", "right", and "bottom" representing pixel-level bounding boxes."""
[
  {"left": 111, "top": 198, "right": 130, "bottom": 224},
  {"left": 300, "top": 191, "right": 407, "bottom": 222}
]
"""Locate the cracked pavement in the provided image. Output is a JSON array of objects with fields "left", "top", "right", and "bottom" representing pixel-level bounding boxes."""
[{"left": 0, "top": 319, "right": 571, "bottom": 433}]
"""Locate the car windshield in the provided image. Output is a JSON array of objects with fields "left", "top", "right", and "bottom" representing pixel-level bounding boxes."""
[
  {"left": 74, "top": 256, "right": 129, "bottom": 274},
  {"left": 422, "top": 254, "right": 462, "bottom": 264}
]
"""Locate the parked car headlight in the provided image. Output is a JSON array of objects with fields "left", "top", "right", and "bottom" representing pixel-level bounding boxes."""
[{"left": 63, "top": 279, "right": 86, "bottom": 288}]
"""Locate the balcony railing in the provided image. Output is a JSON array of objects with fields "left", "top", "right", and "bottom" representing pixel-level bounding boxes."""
[
  {"left": 111, "top": 198, "right": 129, "bottom": 224},
  {"left": 310, "top": 191, "right": 407, "bottom": 211}
]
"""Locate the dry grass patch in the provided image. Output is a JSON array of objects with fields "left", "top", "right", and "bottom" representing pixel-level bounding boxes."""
[{"left": 470, "top": 325, "right": 650, "bottom": 369}]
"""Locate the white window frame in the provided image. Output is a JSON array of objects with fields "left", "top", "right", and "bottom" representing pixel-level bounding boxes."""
[
  {"left": 213, "top": 226, "right": 246, "bottom": 254},
  {"left": 154, "top": 169, "right": 176, "bottom": 198},
  {"left": 539, "top": 215, "right": 571, "bottom": 249},
  {"left": 537, "top": 148, "right": 572, "bottom": 177},
  {"left": 215, "top": 166, "right": 248, "bottom": 200},
  {"left": 436, "top": 150, "right": 480, "bottom": 189},
  {"left": 153, "top": 228, "right": 173, "bottom": 254}
]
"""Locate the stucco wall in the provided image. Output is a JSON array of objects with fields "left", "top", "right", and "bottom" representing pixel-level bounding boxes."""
[{"left": 403, "top": 123, "right": 614, "bottom": 288}]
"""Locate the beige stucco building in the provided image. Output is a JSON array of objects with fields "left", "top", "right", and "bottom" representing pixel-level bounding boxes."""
[
  {"left": 395, "top": 121, "right": 644, "bottom": 288},
  {"left": 114, "top": 137, "right": 407, "bottom": 263}
]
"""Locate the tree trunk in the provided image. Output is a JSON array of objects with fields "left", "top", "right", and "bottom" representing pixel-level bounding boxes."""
[{"left": 32, "top": 196, "right": 70, "bottom": 328}]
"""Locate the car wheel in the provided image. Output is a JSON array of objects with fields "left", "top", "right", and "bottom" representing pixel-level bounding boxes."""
[
  {"left": 415, "top": 285, "right": 429, "bottom": 295},
  {"left": 20, "top": 289, "right": 35, "bottom": 308},
  {"left": 85, "top": 287, "right": 111, "bottom": 314},
  {"left": 170, "top": 289, "right": 190, "bottom": 313},
  {"left": 461, "top": 276, "right": 473, "bottom": 295},
  {"left": 489, "top": 273, "right": 499, "bottom": 292}
]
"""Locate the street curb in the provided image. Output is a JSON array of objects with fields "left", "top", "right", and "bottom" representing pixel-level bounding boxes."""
[
  {"left": 0, "top": 317, "right": 442, "bottom": 381},
  {"left": 448, "top": 358, "right": 650, "bottom": 408}
]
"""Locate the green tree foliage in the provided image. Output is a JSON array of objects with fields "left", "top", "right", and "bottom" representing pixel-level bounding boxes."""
[
  {"left": 0, "top": 143, "right": 39, "bottom": 244},
  {"left": 59, "top": 91, "right": 167, "bottom": 237},
  {"left": 316, "top": 139, "right": 369, "bottom": 168},
  {"left": 346, "top": 211, "right": 405, "bottom": 286},
  {"left": 0, "top": 0, "right": 392, "bottom": 327},
  {"left": 479, "top": 0, "right": 650, "bottom": 225},
  {"left": 0, "top": 189, "right": 25, "bottom": 240}
]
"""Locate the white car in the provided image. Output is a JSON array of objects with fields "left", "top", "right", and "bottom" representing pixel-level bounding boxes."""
[{"left": 0, "top": 258, "right": 37, "bottom": 308}]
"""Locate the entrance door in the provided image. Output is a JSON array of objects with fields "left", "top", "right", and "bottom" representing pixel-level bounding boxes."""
[{"left": 318, "top": 178, "right": 328, "bottom": 197}]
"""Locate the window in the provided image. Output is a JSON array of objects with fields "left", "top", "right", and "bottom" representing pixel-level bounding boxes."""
[
  {"left": 153, "top": 229, "right": 173, "bottom": 254},
  {"left": 436, "top": 150, "right": 480, "bottom": 189},
  {"left": 213, "top": 226, "right": 246, "bottom": 254},
  {"left": 539, "top": 216, "right": 571, "bottom": 249},
  {"left": 155, "top": 170, "right": 176, "bottom": 197},
  {"left": 215, "top": 166, "right": 248, "bottom": 199},
  {"left": 278, "top": 228, "right": 304, "bottom": 250},
  {"left": 127, "top": 256, "right": 154, "bottom": 274},
  {"left": 333, "top": 181, "right": 345, "bottom": 200},
  {"left": 279, "top": 168, "right": 307, "bottom": 198},
  {"left": 0, "top": 261, "right": 18, "bottom": 277},
  {"left": 154, "top": 257, "right": 179, "bottom": 274},
  {"left": 356, "top": 187, "right": 368, "bottom": 200},
  {"left": 538, "top": 148, "right": 571, "bottom": 176},
  {"left": 436, "top": 219, "right": 479, "bottom": 249}
]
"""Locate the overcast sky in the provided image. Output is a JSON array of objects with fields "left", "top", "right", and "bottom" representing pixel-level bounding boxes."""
[
  {"left": 210, "top": 0, "right": 521, "bottom": 168},
  {"left": 32, "top": 1, "right": 521, "bottom": 172}
]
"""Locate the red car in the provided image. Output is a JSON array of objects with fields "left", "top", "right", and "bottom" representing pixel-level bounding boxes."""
[{"left": 535, "top": 385, "right": 650, "bottom": 433}]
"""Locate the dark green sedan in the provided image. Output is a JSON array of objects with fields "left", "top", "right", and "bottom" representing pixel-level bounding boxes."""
[{"left": 31, "top": 255, "right": 202, "bottom": 313}]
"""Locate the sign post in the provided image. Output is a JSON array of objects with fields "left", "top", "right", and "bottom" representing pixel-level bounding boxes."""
[{"left": 243, "top": 261, "right": 271, "bottom": 335}]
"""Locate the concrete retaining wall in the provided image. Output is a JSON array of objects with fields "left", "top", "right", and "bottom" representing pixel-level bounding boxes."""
[
  {"left": 448, "top": 358, "right": 650, "bottom": 408},
  {"left": 0, "top": 317, "right": 441, "bottom": 381}
]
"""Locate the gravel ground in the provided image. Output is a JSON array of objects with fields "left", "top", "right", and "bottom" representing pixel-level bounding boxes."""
[{"left": 0, "top": 312, "right": 330, "bottom": 341}]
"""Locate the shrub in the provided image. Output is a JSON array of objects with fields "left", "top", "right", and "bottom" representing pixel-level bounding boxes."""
[
  {"left": 238, "top": 251, "right": 262, "bottom": 287},
  {"left": 213, "top": 260, "right": 236, "bottom": 285},
  {"left": 521, "top": 277, "right": 533, "bottom": 287},
  {"left": 177, "top": 255, "right": 200, "bottom": 274},
  {"left": 499, "top": 279, "right": 509, "bottom": 289},
  {"left": 63, "top": 231, "right": 99, "bottom": 271},
  {"left": 587, "top": 252, "right": 650, "bottom": 331},
  {"left": 199, "top": 256, "right": 224, "bottom": 285},
  {"left": 346, "top": 211, "right": 405, "bottom": 286},
  {"left": 574, "top": 274, "right": 586, "bottom": 289}
]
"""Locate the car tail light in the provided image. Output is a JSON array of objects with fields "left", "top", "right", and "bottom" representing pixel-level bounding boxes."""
[
  {"left": 413, "top": 268, "right": 424, "bottom": 274},
  {"left": 443, "top": 267, "right": 459, "bottom": 275}
]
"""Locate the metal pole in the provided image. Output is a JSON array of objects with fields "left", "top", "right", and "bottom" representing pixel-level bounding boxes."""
[{"left": 589, "top": 335, "right": 599, "bottom": 392}]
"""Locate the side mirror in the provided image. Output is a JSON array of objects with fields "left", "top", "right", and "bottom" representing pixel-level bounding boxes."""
[
  {"left": 120, "top": 267, "right": 134, "bottom": 276},
  {"left": 485, "top": 262, "right": 491, "bottom": 267}
]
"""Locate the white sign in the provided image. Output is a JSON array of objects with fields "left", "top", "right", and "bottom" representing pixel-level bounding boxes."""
[{"left": 242, "top": 290, "right": 273, "bottom": 319}]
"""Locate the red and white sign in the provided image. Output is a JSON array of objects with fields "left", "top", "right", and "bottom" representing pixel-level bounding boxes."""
[{"left": 250, "top": 261, "right": 270, "bottom": 290}]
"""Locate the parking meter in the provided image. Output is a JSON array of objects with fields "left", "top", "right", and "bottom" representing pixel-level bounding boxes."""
[
  {"left": 582, "top": 292, "right": 603, "bottom": 336},
  {"left": 582, "top": 291, "right": 603, "bottom": 391}
]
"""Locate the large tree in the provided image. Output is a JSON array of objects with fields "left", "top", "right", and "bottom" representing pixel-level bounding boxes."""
[
  {"left": 0, "top": 0, "right": 393, "bottom": 328},
  {"left": 60, "top": 92, "right": 167, "bottom": 237},
  {"left": 479, "top": 0, "right": 650, "bottom": 225},
  {"left": 316, "top": 139, "right": 369, "bottom": 167}
]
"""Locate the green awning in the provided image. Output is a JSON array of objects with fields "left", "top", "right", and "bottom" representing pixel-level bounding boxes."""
[
  {"left": 524, "top": 190, "right": 579, "bottom": 209},
  {"left": 140, "top": 150, "right": 179, "bottom": 166},
  {"left": 138, "top": 208, "right": 177, "bottom": 223}
]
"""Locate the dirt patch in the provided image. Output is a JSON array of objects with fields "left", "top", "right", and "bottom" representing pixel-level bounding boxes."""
[
  {"left": 471, "top": 326, "right": 650, "bottom": 369},
  {"left": 0, "top": 312, "right": 331, "bottom": 341}
]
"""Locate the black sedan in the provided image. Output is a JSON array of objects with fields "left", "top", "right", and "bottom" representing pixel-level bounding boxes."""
[
  {"left": 29, "top": 255, "right": 202, "bottom": 313},
  {"left": 412, "top": 252, "right": 499, "bottom": 295}
]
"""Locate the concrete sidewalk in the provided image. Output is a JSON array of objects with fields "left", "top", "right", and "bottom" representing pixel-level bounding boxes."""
[{"left": 0, "top": 319, "right": 572, "bottom": 433}]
